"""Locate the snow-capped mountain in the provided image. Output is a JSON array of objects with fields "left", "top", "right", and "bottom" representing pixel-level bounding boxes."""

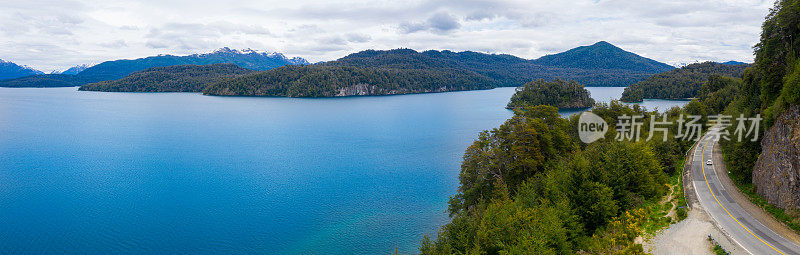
[
  {"left": 0, "top": 59, "right": 43, "bottom": 80},
  {"left": 52, "top": 64, "right": 91, "bottom": 75}
]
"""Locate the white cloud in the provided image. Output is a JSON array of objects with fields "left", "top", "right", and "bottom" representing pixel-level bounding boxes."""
[{"left": 0, "top": 0, "right": 773, "bottom": 72}]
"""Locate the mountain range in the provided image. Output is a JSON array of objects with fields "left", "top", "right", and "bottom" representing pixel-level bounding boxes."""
[
  {"left": 55, "top": 65, "right": 91, "bottom": 75},
  {"left": 0, "top": 48, "right": 309, "bottom": 88},
  {"left": 0, "top": 60, "right": 44, "bottom": 80},
  {"left": 4, "top": 42, "right": 673, "bottom": 93}
]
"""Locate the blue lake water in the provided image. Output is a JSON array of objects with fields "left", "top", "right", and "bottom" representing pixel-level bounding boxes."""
[{"left": 0, "top": 86, "right": 687, "bottom": 254}]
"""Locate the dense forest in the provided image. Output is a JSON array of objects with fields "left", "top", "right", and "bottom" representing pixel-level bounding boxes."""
[
  {"left": 202, "top": 65, "right": 494, "bottom": 97},
  {"left": 718, "top": 0, "right": 799, "bottom": 190},
  {"left": 507, "top": 79, "right": 595, "bottom": 109},
  {"left": 0, "top": 48, "right": 307, "bottom": 88},
  {"left": 80, "top": 64, "right": 256, "bottom": 92},
  {"left": 0, "top": 74, "right": 89, "bottom": 88},
  {"left": 419, "top": 0, "right": 800, "bottom": 253},
  {"left": 531, "top": 41, "right": 675, "bottom": 73},
  {"left": 620, "top": 62, "right": 749, "bottom": 102},
  {"left": 420, "top": 102, "right": 695, "bottom": 254}
]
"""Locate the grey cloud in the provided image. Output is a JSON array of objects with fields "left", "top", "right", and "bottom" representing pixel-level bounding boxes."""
[
  {"left": 466, "top": 10, "right": 497, "bottom": 21},
  {"left": 322, "top": 36, "right": 347, "bottom": 45},
  {"left": 517, "top": 12, "right": 558, "bottom": 28},
  {"left": 400, "top": 12, "right": 461, "bottom": 34},
  {"left": 149, "top": 22, "right": 272, "bottom": 38},
  {"left": 428, "top": 13, "right": 460, "bottom": 31},
  {"left": 287, "top": 24, "right": 324, "bottom": 35},
  {"left": 399, "top": 23, "right": 427, "bottom": 33},
  {"left": 145, "top": 41, "right": 168, "bottom": 49},
  {"left": 56, "top": 15, "right": 84, "bottom": 25},
  {"left": 346, "top": 33, "right": 371, "bottom": 43},
  {"left": 143, "top": 21, "right": 274, "bottom": 52},
  {"left": 99, "top": 40, "right": 128, "bottom": 48}
]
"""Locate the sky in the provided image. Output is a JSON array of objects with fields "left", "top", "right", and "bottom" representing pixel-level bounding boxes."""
[{"left": 0, "top": 0, "right": 775, "bottom": 72}]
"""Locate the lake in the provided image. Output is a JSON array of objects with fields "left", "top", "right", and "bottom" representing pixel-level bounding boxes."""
[{"left": 0, "top": 87, "right": 687, "bottom": 254}]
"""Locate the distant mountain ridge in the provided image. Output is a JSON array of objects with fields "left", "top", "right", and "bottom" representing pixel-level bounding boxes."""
[
  {"left": 720, "top": 60, "right": 749, "bottom": 65},
  {"left": 83, "top": 41, "right": 676, "bottom": 96},
  {"left": 0, "top": 59, "right": 43, "bottom": 80},
  {"left": 532, "top": 41, "right": 675, "bottom": 73},
  {"left": 0, "top": 48, "right": 309, "bottom": 87},
  {"left": 200, "top": 42, "right": 675, "bottom": 97},
  {"left": 55, "top": 64, "right": 91, "bottom": 75},
  {"left": 77, "top": 47, "right": 309, "bottom": 82},
  {"left": 9, "top": 42, "right": 674, "bottom": 92}
]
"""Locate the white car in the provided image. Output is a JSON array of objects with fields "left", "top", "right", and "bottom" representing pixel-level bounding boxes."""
[{"left": 706, "top": 160, "right": 713, "bottom": 165}]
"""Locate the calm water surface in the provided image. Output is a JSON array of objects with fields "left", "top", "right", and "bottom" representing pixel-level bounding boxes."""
[{"left": 0, "top": 86, "right": 686, "bottom": 254}]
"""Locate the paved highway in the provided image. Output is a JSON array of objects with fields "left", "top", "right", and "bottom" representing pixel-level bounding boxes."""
[{"left": 692, "top": 131, "right": 800, "bottom": 255}]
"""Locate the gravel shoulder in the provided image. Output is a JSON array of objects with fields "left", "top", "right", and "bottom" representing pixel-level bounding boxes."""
[{"left": 644, "top": 141, "right": 743, "bottom": 254}]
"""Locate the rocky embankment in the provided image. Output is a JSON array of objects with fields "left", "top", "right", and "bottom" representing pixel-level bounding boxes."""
[
  {"left": 753, "top": 104, "right": 800, "bottom": 211},
  {"left": 334, "top": 83, "right": 451, "bottom": 97}
]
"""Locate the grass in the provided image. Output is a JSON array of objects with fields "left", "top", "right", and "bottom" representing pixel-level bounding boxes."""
[
  {"left": 708, "top": 236, "right": 729, "bottom": 255},
  {"left": 640, "top": 169, "right": 686, "bottom": 236},
  {"left": 721, "top": 152, "right": 800, "bottom": 234},
  {"left": 674, "top": 158, "right": 689, "bottom": 221}
]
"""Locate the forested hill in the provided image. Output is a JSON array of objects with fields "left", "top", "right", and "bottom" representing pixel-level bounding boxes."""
[
  {"left": 0, "top": 48, "right": 308, "bottom": 87},
  {"left": 202, "top": 65, "right": 495, "bottom": 97},
  {"left": 80, "top": 64, "right": 257, "bottom": 92},
  {"left": 0, "top": 59, "right": 43, "bottom": 80},
  {"left": 507, "top": 79, "right": 595, "bottom": 109},
  {"left": 532, "top": 41, "right": 675, "bottom": 73},
  {"left": 327, "top": 44, "right": 671, "bottom": 87},
  {"left": 620, "top": 62, "right": 750, "bottom": 102}
]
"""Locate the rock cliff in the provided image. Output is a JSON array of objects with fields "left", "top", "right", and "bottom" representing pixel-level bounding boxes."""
[{"left": 752, "top": 104, "right": 800, "bottom": 211}]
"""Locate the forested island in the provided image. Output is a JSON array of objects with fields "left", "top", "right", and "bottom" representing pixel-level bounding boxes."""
[
  {"left": 506, "top": 79, "right": 594, "bottom": 109},
  {"left": 201, "top": 65, "right": 493, "bottom": 97},
  {"left": 620, "top": 62, "right": 749, "bottom": 102}
]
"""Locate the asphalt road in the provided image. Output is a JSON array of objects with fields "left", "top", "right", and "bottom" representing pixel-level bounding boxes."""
[{"left": 691, "top": 132, "right": 800, "bottom": 255}]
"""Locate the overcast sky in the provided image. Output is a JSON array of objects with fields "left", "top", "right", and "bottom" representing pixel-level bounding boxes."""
[{"left": 1, "top": 0, "right": 774, "bottom": 72}]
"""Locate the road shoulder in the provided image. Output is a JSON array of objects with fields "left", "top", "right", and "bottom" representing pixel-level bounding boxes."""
[
  {"left": 712, "top": 142, "right": 800, "bottom": 246},
  {"left": 645, "top": 140, "right": 740, "bottom": 255}
]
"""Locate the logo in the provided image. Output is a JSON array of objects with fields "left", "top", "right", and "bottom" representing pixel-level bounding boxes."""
[{"left": 578, "top": 111, "right": 608, "bottom": 143}]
